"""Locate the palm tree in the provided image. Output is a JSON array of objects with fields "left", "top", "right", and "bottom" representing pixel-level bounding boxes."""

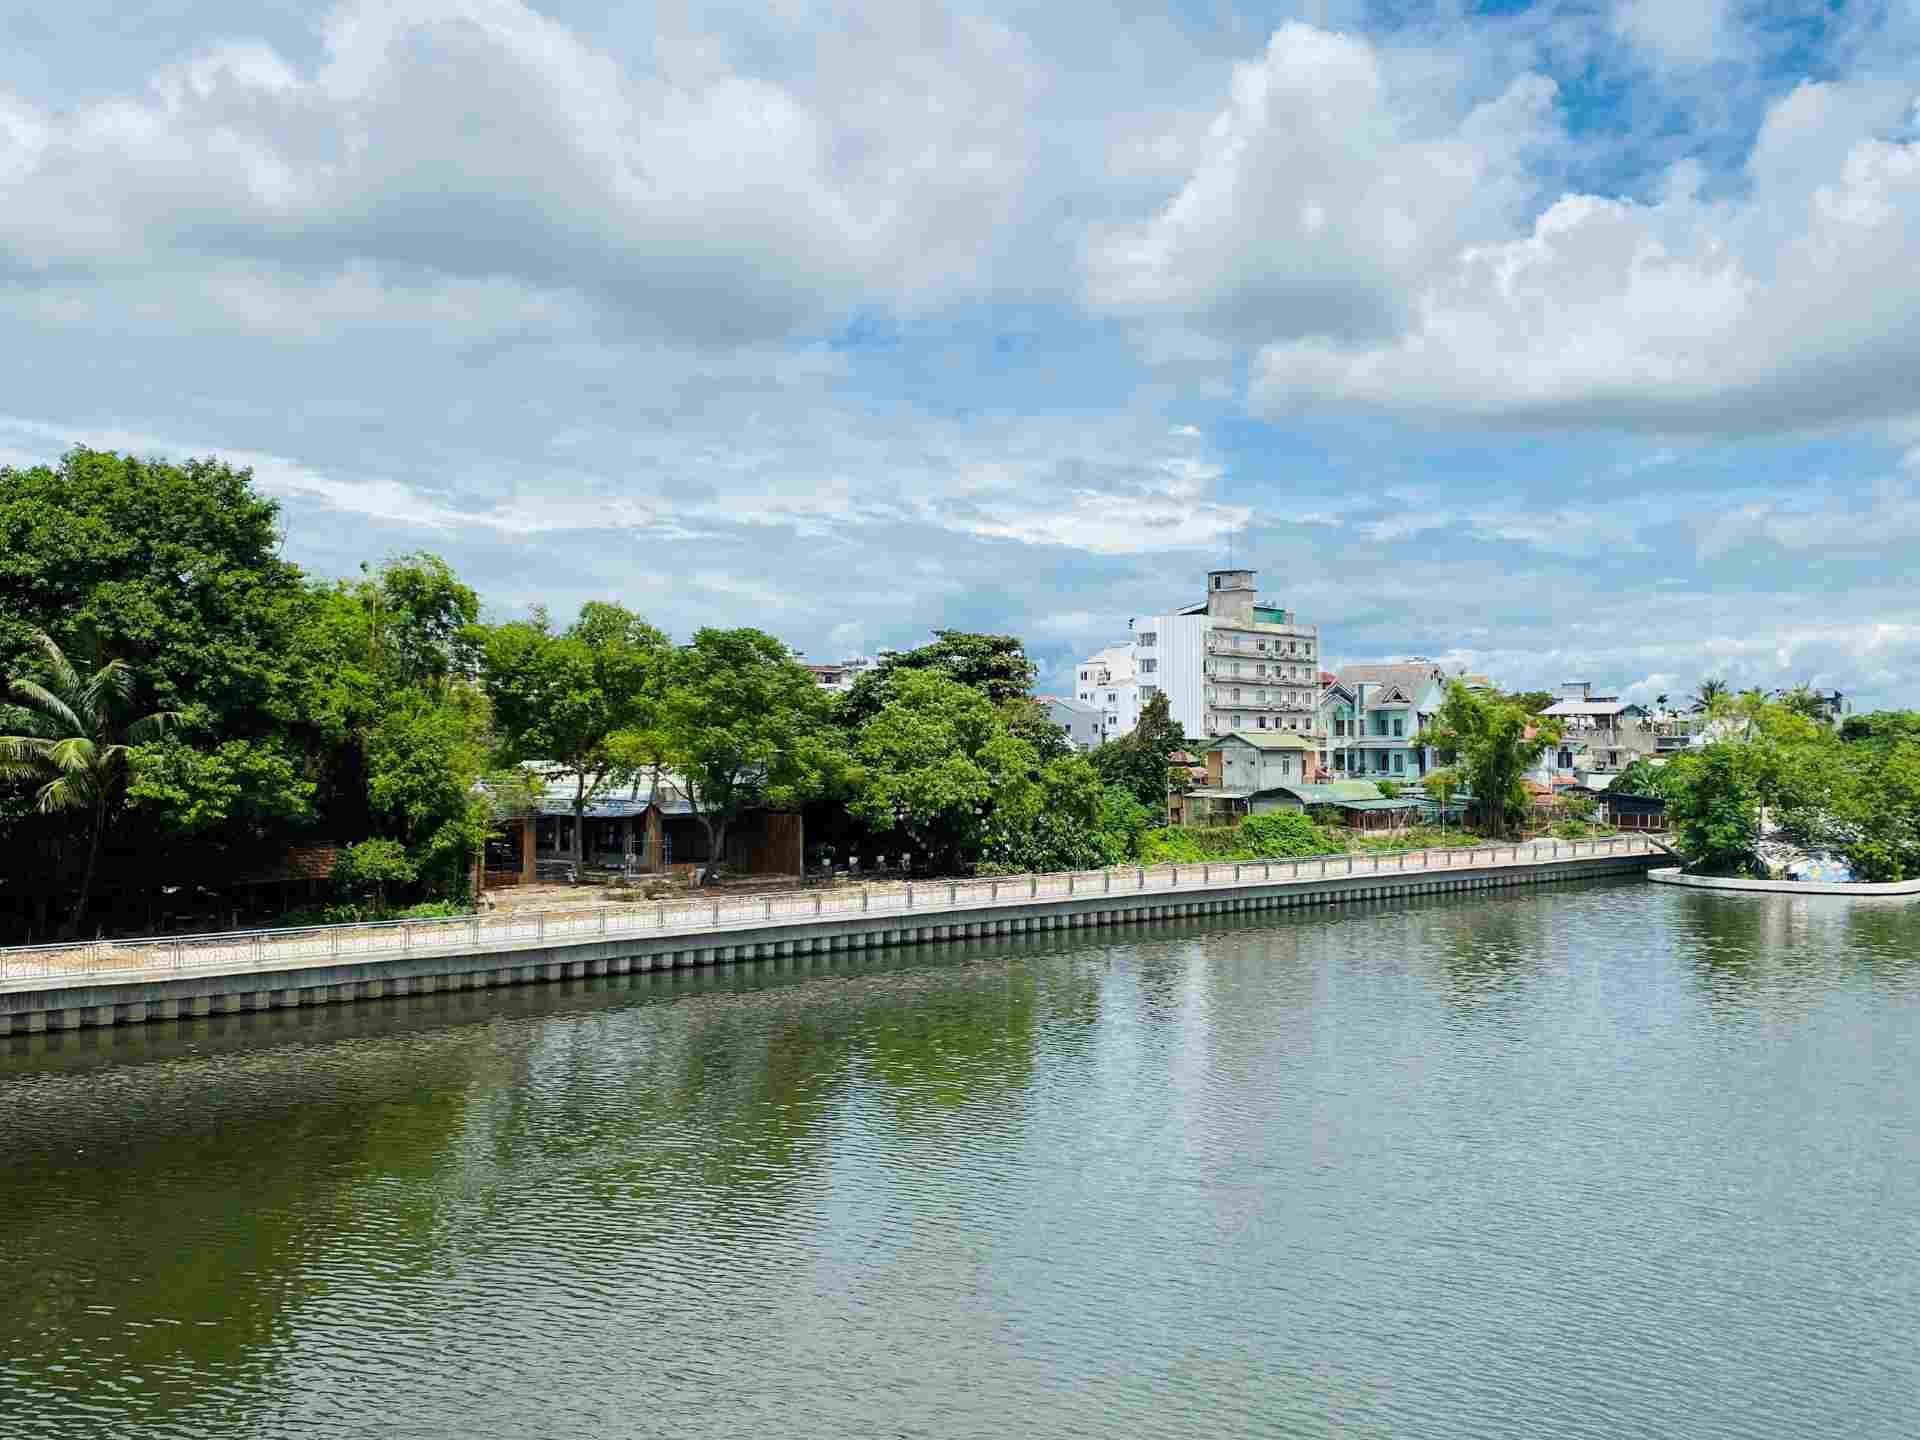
[
  {"left": 0, "top": 630, "right": 176, "bottom": 935},
  {"left": 1691, "top": 678, "right": 1729, "bottom": 713}
]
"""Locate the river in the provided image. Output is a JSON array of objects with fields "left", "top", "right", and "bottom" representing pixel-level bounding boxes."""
[{"left": 3, "top": 876, "right": 1917, "bottom": 1439}]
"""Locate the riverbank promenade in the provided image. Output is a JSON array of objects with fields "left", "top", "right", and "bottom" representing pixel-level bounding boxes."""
[{"left": 1, "top": 837, "right": 1661, "bottom": 1034}]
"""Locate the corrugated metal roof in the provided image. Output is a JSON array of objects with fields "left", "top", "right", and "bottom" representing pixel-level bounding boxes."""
[
  {"left": 1209, "top": 731, "right": 1317, "bottom": 751},
  {"left": 1541, "top": 700, "right": 1644, "bottom": 717},
  {"left": 1338, "top": 797, "right": 1428, "bottom": 811},
  {"left": 1275, "top": 780, "right": 1386, "bottom": 804}
]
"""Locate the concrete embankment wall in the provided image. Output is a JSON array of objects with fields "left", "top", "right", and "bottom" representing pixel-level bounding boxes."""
[{"left": 0, "top": 852, "right": 1655, "bottom": 1036}]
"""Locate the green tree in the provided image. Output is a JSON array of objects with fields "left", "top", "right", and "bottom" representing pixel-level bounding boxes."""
[
  {"left": 0, "top": 630, "right": 177, "bottom": 933},
  {"left": 330, "top": 839, "right": 418, "bottom": 913},
  {"left": 1610, "top": 757, "right": 1680, "bottom": 798},
  {"left": 841, "top": 630, "right": 1038, "bottom": 724},
  {"left": 1502, "top": 690, "right": 1557, "bottom": 716},
  {"left": 853, "top": 670, "right": 1039, "bottom": 873},
  {"left": 1665, "top": 745, "right": 1762, "bottom": 875},
  {"left": 1090, "top": 689, "right": 1188, "bottom": 811},
  {"left": 365, "top": 687, "right": 495, "bottom": 896},
  {"left": 1422, "top": 766, "right": 1463, "bottom": 824},
  {"left": 1691, "top": 677, "right": 1730, "bottom": 714},
  {"left": 478, "top": 603, "right": 668, "bottom": 862},
  {"left": 656, "top": 628, "right": 843, "bottom": 884},
  {"left": 999, "top": 698, "right": 1073, "bottom": 763},
  {"left": 1421, "top": 681, "right": 1561, "bottom": 839},
  {"left": 1826, "top": 741, "right": 1920, "bottom": 882}
]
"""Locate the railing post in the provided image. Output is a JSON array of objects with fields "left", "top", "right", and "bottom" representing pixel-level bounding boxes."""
[
  {"left": 1029, "top": 875, "right": 1037, "bottom": 898},
  {"left": 1138, "top": 867, "right": 1145, "bottom": 889},
  {"left": 1172, "top": 866, "right": 1179, "bottom": 886},
  {"left": 1202, "top": 864, "right": 1209, "bottom": 884},
  {"left": 814, "top": 894, "right": 822, "bottom": 916},
  {"left": 173, "top": 940, "right": 184, "bottom": 970},
  {"left": 765, "top": 897, "right": 774, "bottom": 920},
  {"left": 907, "top": 882, "right": 914, "bottom": 909},
  {"left": 1104, "top": 870, "right": 1111, "bottom": 893},
  {"left": 1068, "top": 874, "right": 1076, "bottom": 895},
  {"left": 471, "top": 917, "right": 481, "bottom": 947},
  {"left": 253, "top": 934, "right": 263, "bottom": 967},
  {"left": 712, "top": 900, "right": 721, "bottom": 926},
  {"left": 599, "top": 910, "right": 608, "bottom": 935},
  {"left": 949, "top": 883, "right": 958, "bottom": 906},
  {"left": 1234, "top": 864, "right": 1241, "bottom": 882},
  {"left": 863, "top": 886, "right": 870, "bottom": 912},
  {"left": 1264, "top": 861, "right": 1271, "bottom": 879},
  {"left": 332, "top": 928, "right": 341, "bottom": 959},
  {"left": 656, "top": 902, "right": 665, "bottom": 927},
  {"left": 404, "top": 922, "right": 414, "bottom": 954}
]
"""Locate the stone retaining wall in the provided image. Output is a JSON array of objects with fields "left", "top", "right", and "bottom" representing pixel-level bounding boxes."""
[{"left": 0, "top": 853, "right": 1655, "bottom": 1036}]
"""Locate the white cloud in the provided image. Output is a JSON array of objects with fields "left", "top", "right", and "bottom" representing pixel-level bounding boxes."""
[
  {"left": 0, "top": 0, "right": 1041, "bottom": 343},
  {"left": 1083, "top": 22, "right": 1558, "bottom": 341},
  {"left": 1248, "top": 72, "right": 1920, "bottom": 434},
  {"left": 1612, "top": 0, "right": 1746, "bottom": 73}
]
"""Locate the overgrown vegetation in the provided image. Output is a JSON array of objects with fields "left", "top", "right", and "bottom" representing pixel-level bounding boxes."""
[{"left": 1639, "top": 691, "right": 1920, "bottom": 881}]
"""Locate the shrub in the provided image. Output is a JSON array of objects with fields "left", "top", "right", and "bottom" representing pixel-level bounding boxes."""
[
  {"left": 332, "top": 839, "right": 418, "bottom": 910},
  {"left": 1238, "top": 811, "right": 1336, "bottom": 858}
]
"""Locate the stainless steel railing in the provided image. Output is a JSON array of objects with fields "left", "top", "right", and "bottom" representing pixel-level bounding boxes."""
[{"left": 0, "top": 837, "right": 1651, "bottom": 984}]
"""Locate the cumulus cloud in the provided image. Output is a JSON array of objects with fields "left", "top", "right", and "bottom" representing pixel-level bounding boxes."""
[
  {"left": 1245, "top": 69, "right": 1920, "bottom": 434},
  {"left": 0, "top": 0, "right": 1041, "bottom": 343},
  {"left": 1083, "top": 22, "right": 1558, "bottom": 341}
]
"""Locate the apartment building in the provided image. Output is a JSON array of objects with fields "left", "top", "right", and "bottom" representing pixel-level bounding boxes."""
[
  {"left": 1133, "top": 569, "right": 1319, "bottom": 742},
  {"left": 1074, "top": 643, "right": 1140, "bottom": 740}
]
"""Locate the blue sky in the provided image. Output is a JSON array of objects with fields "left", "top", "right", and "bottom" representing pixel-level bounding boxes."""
[{"left": 4, "top": 0, "right": 1920, "bottom": 707}]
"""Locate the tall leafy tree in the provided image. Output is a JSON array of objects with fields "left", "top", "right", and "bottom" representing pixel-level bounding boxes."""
[
  {"left": 0, "top": 631, "right": 176, "bottom": 933},
  {"left": 1090, "top": 689, "right": 1188, "bottom": 811},
  {"left": 1691, "top": 678, "right": 1730, "bottom": 713},
  {"left": 841, "top": 630, "right": 1038, "bottom": 724},
  {"left": 656, "top": 628, "right": 842, "bottom": 883},
  {"left": 852, "top": 670, "right": 1040, "bottom": 872},
  {"left": 1421, "top": 682, "right": 1561, "bottom": 839},
  {"left": 479, "top": 603, "right": 668, "bottom": 861}
]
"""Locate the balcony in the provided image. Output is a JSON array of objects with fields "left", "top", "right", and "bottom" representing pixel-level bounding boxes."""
[
  {"left": 1205, "top": 632, "right": 1316, "bottom": 656},
  {"left": 1206, "top": 693, "right": 1317, "bottom": 712}
]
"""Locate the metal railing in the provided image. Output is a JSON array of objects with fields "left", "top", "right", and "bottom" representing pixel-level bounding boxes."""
[{"left": 0, "top": 837, "right": 1654, "bottom": 985}]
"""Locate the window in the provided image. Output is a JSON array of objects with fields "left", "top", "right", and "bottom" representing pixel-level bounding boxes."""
[
  {"left": 1392, "top": 717, "right": 1404, "bottom": 737},
  {"left": 1232, "top": 661, "right": 1242, "bottom": 676},
  {"left": 1257, "top": 640, "right": 1267, "bottom": 652},
  {"left": 1257, "top": 716, "right": 1268, "bottom": 729},
  {"left": 1232, "top": 713, "right": 1242, "bottom": 727},
  {"left": 1392, "top": 753, "right": 1405, "bottom": 773},
  {"left": 1141, "top": 684, "right": 1158, "bottom": 698},
  {"left": 1140, "top": 658, "right": 1157, "bottom": 673},
  {"left": 1138, "top": 631, "right": 1157, "bottom": 647},
  {"left": 1080, "top": 670, "right": 1089, "bottom": 680},
  {"left": 1232, "top": 688, "right": 1242, "bottom": 701},
  {"left": 1107, "top": 692, "right": 1117, "bottom": 703},
  {"left": 1213, "top": 575, "right": 1222, "bottom": 589}
]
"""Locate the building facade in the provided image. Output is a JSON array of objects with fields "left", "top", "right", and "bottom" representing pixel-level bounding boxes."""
[
  {"left": 1134, "top": 569, "right": 1320, "bottom": 743},
  {"left": 1320, "top": 662, "right": 1448, "bottom": 781},
  {"left": 1074, "top": 643, "right": 1140, "bottom": 740},
  {"left": 1040, "top": 695, "right": 1104, "bottom": 751}
]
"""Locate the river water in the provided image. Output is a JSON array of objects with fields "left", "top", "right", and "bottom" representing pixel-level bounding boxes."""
[{"left": 3, "top": 877, "right": 1917, "bottom": 1439}]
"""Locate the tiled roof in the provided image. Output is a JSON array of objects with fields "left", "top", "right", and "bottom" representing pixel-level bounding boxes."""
[{"left": 1335, "top": 663, "right": 1446, "bottom": 697}]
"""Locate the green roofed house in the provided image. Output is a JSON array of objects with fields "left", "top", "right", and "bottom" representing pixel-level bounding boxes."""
[{"left": 1188, "top": 740, "right": 1403, "bottom": 827}]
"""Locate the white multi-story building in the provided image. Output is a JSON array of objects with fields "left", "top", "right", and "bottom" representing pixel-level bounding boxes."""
[
  {"left": 1074, "top": 643, "right": 1140, "bottom": 740},
  {"left": 1133, "top": 569, "right": 1320, "bottom": 743}
]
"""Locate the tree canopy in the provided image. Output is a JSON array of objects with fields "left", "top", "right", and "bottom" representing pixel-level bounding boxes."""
[
  {"left": 1421, "top": 682, "right": 1562, "bottom": 839},
  {"left": 840, "top": 630, "right": 1038, "bottom": 724},
  {"left": 655, "top": 628, "right": 843, "bottom": 882}
]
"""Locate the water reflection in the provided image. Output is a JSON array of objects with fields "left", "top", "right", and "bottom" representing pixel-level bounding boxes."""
[{"left": 3, "top": 883, "right": 1918, "bottom": 1440}]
